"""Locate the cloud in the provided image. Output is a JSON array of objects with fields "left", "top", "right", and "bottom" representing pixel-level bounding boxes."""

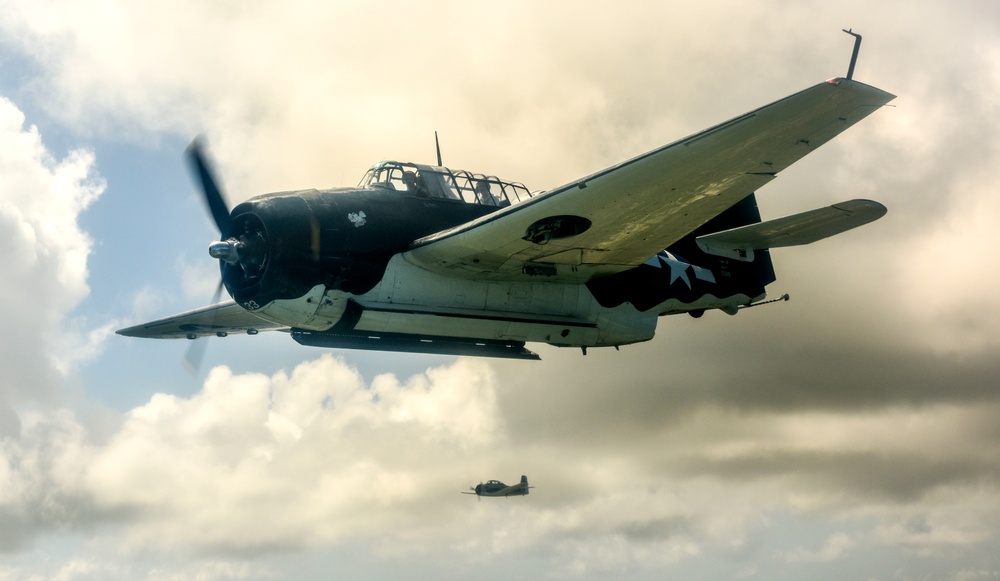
[
  {"left": 781, "top": 532, "right": 858, "bottom": 563},
  {"left": 0, "top": 97, "right": 105, "bottom": 409},
  {"left": 0, "top": 0, "right": 936, "bottom": 198},
  {"left": 0, "top": 408, "right": 105, "bottom": 553},
  {"left": 66, "top": 356, "right": 502, "bottom": 554},
  {"left": 6, "top": 351, "right": 998, "bottom": 577},
  {"left": 0, "top": 358, "right": 758, "bottom": 568},
  {"left": 3, "top": 0, "right": 1000, "bottom": 579}
]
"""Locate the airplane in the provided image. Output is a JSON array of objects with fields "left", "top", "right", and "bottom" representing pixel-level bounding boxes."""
[
  {"left": 462, "top": 475, "right": 533, "bottom": 498},
  {"left": 117, "top": 31, "right": 895, "bottom": 361}
]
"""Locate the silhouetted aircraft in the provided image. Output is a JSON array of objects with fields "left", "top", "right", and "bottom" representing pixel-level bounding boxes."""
[
  {"left": 118, "top": 31, "right": 893, "bottom": 361},
  {"left": 462, "top": 475, "right": 533, "bottom": 498}
]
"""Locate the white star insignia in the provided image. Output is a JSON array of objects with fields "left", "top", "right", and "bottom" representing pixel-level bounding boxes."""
[
  {"left": 644, "top": 251, "right": 715, "bottom": 287},
  {"left": 662, "top": 256, "right": 692, "bottom": 289}
]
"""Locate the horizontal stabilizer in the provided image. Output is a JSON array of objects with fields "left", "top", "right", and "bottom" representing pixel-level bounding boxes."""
[{"left": 696, "top": 199, "right": 886, "bottom": 261}]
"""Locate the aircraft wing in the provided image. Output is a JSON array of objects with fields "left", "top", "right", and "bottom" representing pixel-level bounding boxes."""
[
  {"left": 404, "top": 78, "right": 895, "bottom": 283},
  {"left": 116, "top": 301, "right": 287, "bottom": 339}
]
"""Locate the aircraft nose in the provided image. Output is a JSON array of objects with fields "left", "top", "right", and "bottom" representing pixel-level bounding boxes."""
[{"left": 209, "top": 240, "right": 241, "bottom": 263}]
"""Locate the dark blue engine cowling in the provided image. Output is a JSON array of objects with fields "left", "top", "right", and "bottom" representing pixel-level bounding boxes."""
[
  {"left": 586, "top": 193, "right": 776, "bottom": 312},
  {"left": 221, "top": 187, "right": 497, "bottom": 309}
]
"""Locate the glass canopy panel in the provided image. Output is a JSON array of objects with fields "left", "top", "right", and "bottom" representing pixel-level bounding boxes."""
[{"left": 360, "top": 161, "right": 535, "bottom": 207}]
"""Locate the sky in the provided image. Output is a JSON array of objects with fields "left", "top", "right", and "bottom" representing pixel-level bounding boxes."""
[{"left": 1, "top": 0, "right": 1000, "bottom": 579}]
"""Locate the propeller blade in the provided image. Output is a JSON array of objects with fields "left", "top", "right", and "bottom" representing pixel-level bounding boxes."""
[
  {"left": 182, "top": 336, "right": 208, "bottom": 377},
  {"left": 186, "top": 138, "right": 232, "bottom": 236},
  {"left": 182, "top": 278, "right": 225, "bottom": 375}
]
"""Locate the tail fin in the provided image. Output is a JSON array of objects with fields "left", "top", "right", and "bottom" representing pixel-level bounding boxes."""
[
  {"left": 587, "top": 193, "right": 775, "bottom": 312},
  {"left": 684, "top": 191, "right": 776, "bottom": 290},
  {"left": 520, "top": 475, "right": 528, "bottom": 485},
  {"left": 682, "top": 192, "right": 777, "bottom": 297}
]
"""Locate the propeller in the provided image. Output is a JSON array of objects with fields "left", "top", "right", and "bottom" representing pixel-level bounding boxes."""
[
  {"left": 180, "top": 138, "right": 276, "bottom": 373},
  {"left": 187, "top": 138, "right": 270, "bottom": 283},
  {"left": 186, "top": 137, "right": 232, "bottom": 236},
  {"left": 183, "top": 279, "right": 225, "bottom": 374},
  {"left": 182, "top": 138, "right": 234, "bottom": 374}
]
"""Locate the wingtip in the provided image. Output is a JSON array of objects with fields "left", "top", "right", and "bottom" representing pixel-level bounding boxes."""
[
  {"left": 115, "top": 325, "right": 138, "bottom": 337},
  {"left": 833, "top": 199, "right": 888, "bottom": 221}
]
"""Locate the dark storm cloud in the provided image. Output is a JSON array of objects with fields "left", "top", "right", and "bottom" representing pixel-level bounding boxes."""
[
  {"left": 673, "top": 449, "right": 995, "bottom": 504},
  {"left": 494, "top": 317, "right": 1000, "bottom": 445}
]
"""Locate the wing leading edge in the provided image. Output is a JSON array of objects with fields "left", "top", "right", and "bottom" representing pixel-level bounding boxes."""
[
  {"left": 404, "top": 78, "right": 895, "bottom": 283},
  {"left": 116, "top": 301, "right": 286, "bottom": 339}
]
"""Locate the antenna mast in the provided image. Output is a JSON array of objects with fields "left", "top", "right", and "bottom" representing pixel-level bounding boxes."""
[{"left": 842, "top": 28, "right": 862, "bottom": 80}]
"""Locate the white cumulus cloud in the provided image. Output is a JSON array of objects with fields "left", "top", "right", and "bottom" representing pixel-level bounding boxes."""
[{"left": 0, "top": 96, "right": 105, "bottom": 407}]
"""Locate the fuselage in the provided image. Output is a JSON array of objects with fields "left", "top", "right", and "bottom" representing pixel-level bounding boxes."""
[
  {"left": 473, "top": 479, "right": 530, "bottom": 497},
  {"left": 216, "top": 161, "right": 772, "bottom": 356}
]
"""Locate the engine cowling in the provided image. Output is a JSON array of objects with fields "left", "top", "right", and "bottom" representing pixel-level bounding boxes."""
[
  {"left": 221, "top": 193, "right": 328, "bottom": 310},
  {"left": 218, "top": 187, "right": 489, "bottom": 316},
  {"left": 222, "top": 188, "right": 407, "bottom": 312}
]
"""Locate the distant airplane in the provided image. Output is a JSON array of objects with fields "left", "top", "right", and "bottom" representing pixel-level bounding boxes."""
[
  {"left": 118, "top": 30, "right": 893, "bottom": 361},
  {"left": 462, "top": 475, "right": 534, "bottom": 498}
]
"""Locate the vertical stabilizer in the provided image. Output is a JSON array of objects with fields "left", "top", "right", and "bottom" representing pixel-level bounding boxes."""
[{"left": 587, "top": 193, "right": 776, "bottom": 312}]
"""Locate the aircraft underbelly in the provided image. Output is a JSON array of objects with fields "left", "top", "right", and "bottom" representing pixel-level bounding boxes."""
[
  {"left": 353, "top": 255, "right": 656, "bottom": 347},
  {"left": 351, "top": 309, "right": 602, "bottom": 346},
  {"left": 243, "top": 249, "right": 766, "bottom": 349}
]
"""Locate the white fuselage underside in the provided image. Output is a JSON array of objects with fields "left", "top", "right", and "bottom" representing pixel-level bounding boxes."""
[{"left": 249, "top": 254, "right": 752, "bottom": 348}]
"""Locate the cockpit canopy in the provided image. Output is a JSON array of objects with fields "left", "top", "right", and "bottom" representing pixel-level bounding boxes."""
[{"left": 359, "top": 161, "right": 535, "bottom": 207}]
